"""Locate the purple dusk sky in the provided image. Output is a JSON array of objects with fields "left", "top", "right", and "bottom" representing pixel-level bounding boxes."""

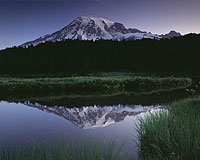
[{"left": 0, "top": 0, "right": 200, "bottom": 49}]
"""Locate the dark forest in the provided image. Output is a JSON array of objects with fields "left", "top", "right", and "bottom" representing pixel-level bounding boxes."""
[{"left": 0, "top": 34, "right": 200, "bottom": 75}]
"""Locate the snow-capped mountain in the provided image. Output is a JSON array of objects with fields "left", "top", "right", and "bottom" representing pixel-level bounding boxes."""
[
  {"left": 24, "top": 102, "right": 159, "bottom": 129},
  {"left": 21, "top": 17, "right": 160, "bottom": 47},
  {"left": 21, "top": 17, "right": 182, "bottom": 47}
]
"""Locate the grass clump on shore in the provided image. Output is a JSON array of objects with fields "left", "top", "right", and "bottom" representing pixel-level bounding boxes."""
[
  {"left": 0, "top": 76, "right": 192, "bottom": 97},
  {"left": 137, "top": 98, "right": 200, "bottom": 160},
  {"left": 0, "top": 139, "right": 131, "bottom": 160}
]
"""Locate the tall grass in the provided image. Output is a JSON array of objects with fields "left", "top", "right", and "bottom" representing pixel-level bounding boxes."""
[
  {"left": 0, "top": 139, "right": 132, "bottom": 160},
  {"left": 137, "top": 98, "right": 200, "bottom": 160}
]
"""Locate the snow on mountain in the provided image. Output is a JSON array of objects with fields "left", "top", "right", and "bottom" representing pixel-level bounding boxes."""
[
  {"left": 24, "top": 102, "right": 160, "bottom": 129},
  {"left": 21, "top": 17, "right": 162, "bottom": 47},
  {"left": 21, "top": 17, "right": 183, "bottom": 47}
]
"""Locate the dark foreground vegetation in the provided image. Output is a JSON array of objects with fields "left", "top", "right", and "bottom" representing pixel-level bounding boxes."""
[
  {"left": 0, "top": 76, "right": 192, "bottom": 98},
  {"left": 0, "top": 139, "right": 131, "bottom": 160},
  {"left": 0, "top": 34, "right": 200, "bottom": 75},
  {"left": 137, "top": 98, "right": 200, "bottom": 160}
]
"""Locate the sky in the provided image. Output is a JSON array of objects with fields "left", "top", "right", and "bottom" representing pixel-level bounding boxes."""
[{"left": 0, "top": 0, "right": 200, "bottom": 49}]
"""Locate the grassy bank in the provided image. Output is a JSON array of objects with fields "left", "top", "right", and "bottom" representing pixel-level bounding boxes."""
[
  {"left": 137, "top": 98, "right": 200, "bottom": 160},
  {"left": 0, "top": 76, "right": 192, "bottom": 97},
  {"left": 0, "top": 139, "right": 132, "bottom": 160}
]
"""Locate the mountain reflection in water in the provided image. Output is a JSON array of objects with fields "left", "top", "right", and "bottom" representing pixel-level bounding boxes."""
[{"left": 24, "top": 102, "right": 161, "bottom": 129}]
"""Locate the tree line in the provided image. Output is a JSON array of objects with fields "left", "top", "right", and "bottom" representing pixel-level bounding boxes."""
[{"left": 0, "top": 34, "right": 200, "bottom": 75}]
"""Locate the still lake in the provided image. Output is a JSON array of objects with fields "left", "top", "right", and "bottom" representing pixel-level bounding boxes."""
[
  {"left": 0, "top": 90, "right": 192, "bottom": 159},
  {"left": 0, "top": 101, "right": 161, "bottom": 158}
]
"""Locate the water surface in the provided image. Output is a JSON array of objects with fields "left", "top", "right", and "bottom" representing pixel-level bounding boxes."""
[{"left": 0, "top": 101, "right": 161, "bottom": 158}]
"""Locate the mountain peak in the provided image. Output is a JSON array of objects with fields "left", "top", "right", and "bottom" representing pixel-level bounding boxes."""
[
  {"left": 78, "top": 16, "right": 115, "bottom": 27},
  {"left": 21, "top": 17, "right": 179, "bottom": 47},
  {"left": 161, "top": 30, "right": 182, "bottom": 39}
]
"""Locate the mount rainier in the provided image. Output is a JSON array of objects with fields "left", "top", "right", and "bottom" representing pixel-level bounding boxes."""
[{"left": 22, "top": 17, "right": 181, "bottom": 47}]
